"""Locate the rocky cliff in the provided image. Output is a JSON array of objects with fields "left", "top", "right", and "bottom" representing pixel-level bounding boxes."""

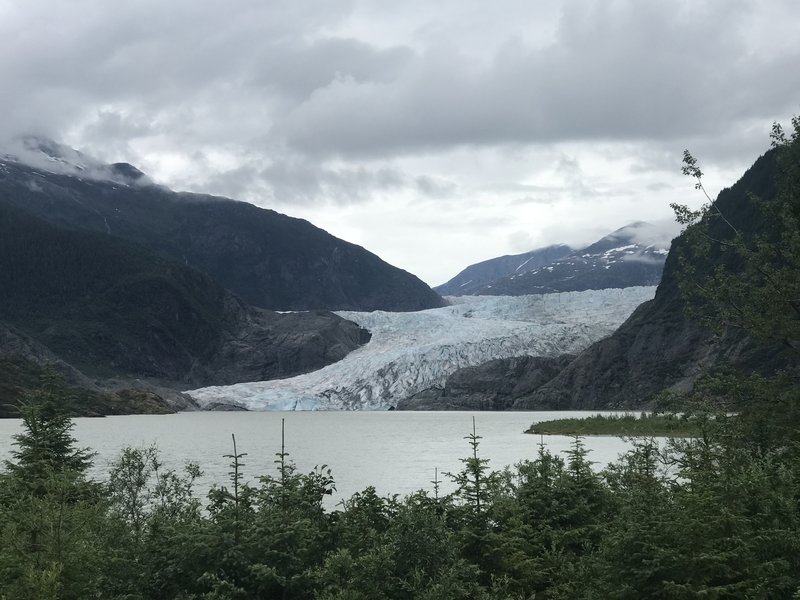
[{"left": 396, "top": 355, "right": 574, "bottom": 410}]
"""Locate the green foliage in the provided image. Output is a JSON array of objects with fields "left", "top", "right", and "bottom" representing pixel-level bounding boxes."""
[
  {"left": 668, "top": 116, "right": 800, "bottom": 449},
  {"left": 446, "top": 417, "right": 503, "bottom": 522},
  {"left": 0, "top": 378, "right": 107, "bottom": 600},
  {"left": 1, "top": 412, "right": 800, "bottom": 598},
  {"left": 526, "top": 413, "right": 705, "bottom": 437}
]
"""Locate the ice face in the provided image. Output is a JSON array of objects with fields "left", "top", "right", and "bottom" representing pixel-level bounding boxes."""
[{"left": 187, "top": 287, "right": 657, "bottom": 411}]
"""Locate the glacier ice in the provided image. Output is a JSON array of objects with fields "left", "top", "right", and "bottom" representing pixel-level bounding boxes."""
[{"left": 187, "top": 287, "right": 656, "bottom": 411}]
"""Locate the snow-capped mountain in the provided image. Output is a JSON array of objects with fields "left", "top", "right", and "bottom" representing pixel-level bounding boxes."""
[
  {"left": 435, "top": 244, "right": 573, "bottom": 296},
  {"left": 443, "top": 222, "right": 677, "bottom": 297},
  {"left": 1, "top": 135, "right": 150, "bottom": 185},
  {"left": 187, "top": 286, "right": 656, "bottom": 411}
]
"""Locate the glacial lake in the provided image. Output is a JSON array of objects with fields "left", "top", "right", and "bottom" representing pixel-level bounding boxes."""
[{"left": 0, "top": 411, "right": 642, "bottom": 504}]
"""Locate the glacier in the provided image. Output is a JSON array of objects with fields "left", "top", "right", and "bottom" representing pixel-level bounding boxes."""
[{"left": 187, "top": 287, "right": 656, "bottom": 411}]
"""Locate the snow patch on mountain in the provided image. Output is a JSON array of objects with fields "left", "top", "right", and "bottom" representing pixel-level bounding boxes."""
[
  {"left": 187, "top": 287, "right": 656, "bottom": 411},
  {"left": 1, "top": 136, "right": 152, "bottom": 186}
]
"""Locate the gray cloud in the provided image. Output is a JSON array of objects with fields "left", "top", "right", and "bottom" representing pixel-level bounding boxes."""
[
  {"left": 196, "top": 156, "right": 457, "bottom": 207},
  {"left": 646, "top": 182, "right": 674, "bottom": 193},
  {"left": 615, "top": 220, "right": 683, "bottom": 249},
  {"left": 2, "top": 0, "right": 797, "bottom": 174},
  {"left": 2, "top": 136, "right": 151, "bottom": 186},
  {"left": 3, "top": 0, "right": 796, "bottom": 161},
  {"left": 0, "top": 0, "right": 797, "bottom": 285},
  {"left": 0, "top": 0, "right": 356, "bottom": 140},
  {"left": 248, "top": 38, "right": 414, "bottom": 101},
  {"left": 276, "top": 1, "right": 800, "bottom": 157}
]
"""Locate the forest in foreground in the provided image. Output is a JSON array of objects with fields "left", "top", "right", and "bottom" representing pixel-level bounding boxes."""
[
  {"left": 1, "top": 120, "right": 798, "bottom": 599},
  {"left": 1, "top": 383, "right": 798, "bottom": 600}
]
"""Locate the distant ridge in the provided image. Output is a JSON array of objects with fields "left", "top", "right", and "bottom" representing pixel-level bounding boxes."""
[
  {"left": 437, "top": 222, "right": 673, "bottom": 296},
  {"left": 435, "top": 244, "right": 572, "bottom": 295}
]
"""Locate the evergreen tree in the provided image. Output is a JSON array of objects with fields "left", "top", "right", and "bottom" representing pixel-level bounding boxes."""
[
  {"left": 0, "top": 375, "right": 107, "bottom": 600},
  {"left": 446, "top": 418, "right": 513, "bottom": 586},
  {"left": 4, "top": 372, "right": 93, "bottom": 486}
]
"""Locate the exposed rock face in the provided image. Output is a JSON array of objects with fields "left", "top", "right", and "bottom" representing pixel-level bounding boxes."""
[
  {"left": 397, "top": 355, "right": 574, "bottom": 410},
  {"left": 0, "top": 140, "right": 443, "bottom": 312},
  {"left": 0, "top": 338, "right": 177, "bottom": 418},
  {"left": 194, "top": 300, "right": 372, "bottom": 386},
  {"left": 515, "top": 151, "right": 790, "bottom": 409},
  {"left": 0, "top": 321, "right": 96, "bottom": 390}
]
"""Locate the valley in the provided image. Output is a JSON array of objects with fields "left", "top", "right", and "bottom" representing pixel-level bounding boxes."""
[
  {"left": 0, "top": 136, "right": 793, "bottom": 420},
  {"left": 2, "top": 3, "right": 799, "bottom": 597}
]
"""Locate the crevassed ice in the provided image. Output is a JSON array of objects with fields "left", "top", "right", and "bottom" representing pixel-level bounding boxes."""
[{"left": 188, "top": 286, "right": 656, "bottom": 411}]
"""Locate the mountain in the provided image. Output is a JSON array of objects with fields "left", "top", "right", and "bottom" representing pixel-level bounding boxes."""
[
  {"left": 440, "top": 222, "right": 672, "bottom": 296},
  {"left": 434, "top": 244, "right": 573, "bottom": 295},
  {"left": 186, "top": 287, "right": 655, "bottom": 410},
  {"left": 0, "top": 137, "right": 443, "bottom": 312},
  {"left": 0, "top": 202, "right": 370, "bottom": 415},
  {"left": 508, "top": 151, "right": 790, "bottom": 409}
]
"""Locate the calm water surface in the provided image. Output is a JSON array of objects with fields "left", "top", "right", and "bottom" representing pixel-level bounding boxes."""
[{"left": 0, "top": 411, "right": 638, "bottom": 503}]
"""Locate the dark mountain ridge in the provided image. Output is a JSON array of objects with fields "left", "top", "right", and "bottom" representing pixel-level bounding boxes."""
[
  {"left": 0, "top": 139, "right": 443, "bottom": 312},
  {"left": 0, "top": 202, "right": 370, "bottom": 415}
]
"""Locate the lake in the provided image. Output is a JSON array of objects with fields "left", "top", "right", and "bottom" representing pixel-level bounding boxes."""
[{"left": 0, "top": 410, "right": 640, "bottom": 503}]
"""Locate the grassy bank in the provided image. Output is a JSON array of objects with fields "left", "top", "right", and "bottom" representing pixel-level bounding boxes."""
[{"left": 525, "top": 413, "right": 703, "bottom": 437}]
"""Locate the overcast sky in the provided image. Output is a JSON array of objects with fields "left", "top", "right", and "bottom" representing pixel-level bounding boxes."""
[{"left": 2, "top": 0, "right": 798, "bottom": 286}]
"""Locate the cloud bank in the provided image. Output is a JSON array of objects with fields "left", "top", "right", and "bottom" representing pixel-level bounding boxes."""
[{"left": 1, "top": 0, "right": 798, "bottom": 283}]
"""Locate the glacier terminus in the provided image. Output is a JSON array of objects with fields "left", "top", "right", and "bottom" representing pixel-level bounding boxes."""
[{"left": 187, "top": 287, "right": 656, "bottom": 411}]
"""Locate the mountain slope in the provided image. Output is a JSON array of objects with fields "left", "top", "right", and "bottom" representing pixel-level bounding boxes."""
[
  {"left": 462, "top": 222, "right": 671, "bottom": 296},
  {"left": 514, "top": 151, "right": 789, "bottom": 409},
  {"left": 0, "top": 138, "right": 443, "bottom": 311},
  {"left": 0, "top": 202, "right": 370, "bottom": 407},
  {"left": 434, "top": 244, "right": 573, "bottom": 295}
]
